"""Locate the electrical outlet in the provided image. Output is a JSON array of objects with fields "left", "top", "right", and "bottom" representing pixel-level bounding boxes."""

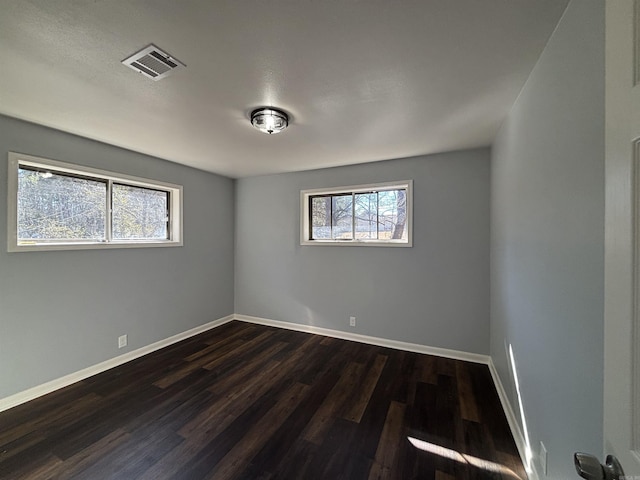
[
  {"left": 349, "top": 316, "right": 356, "bottom": 327},
  {"left": 539, "top": 441, "right": 548, "bottom": 476},
  {"left": 118, "top": 334, "right": 127, "bottom": 349}
]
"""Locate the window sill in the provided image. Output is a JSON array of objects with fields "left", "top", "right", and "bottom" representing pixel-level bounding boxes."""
[
  {"left": 300, "top": 239, "right": 412, "bottom": 247},
  {"left": 8, "top": 240, "right": 183, "bottom": 253}
]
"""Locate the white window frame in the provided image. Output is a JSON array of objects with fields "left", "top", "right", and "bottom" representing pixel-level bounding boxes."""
[
  {"left": 301, "top": 180, "right": 413, "bottom": 247},
  {"left": 7, "top": 152, "right": 183, "bottom": 252}
]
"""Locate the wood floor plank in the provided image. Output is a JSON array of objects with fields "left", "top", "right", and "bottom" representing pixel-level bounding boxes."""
[
  {"left": 153, "top": 338, "right": 245, "bottom": 389},
  {"left": 75, "top": 426, "right": 183, "bottom": 480},
  {"left": 241, "top": 365, "right": 343, "bottom": 479},
  {"left": 166, "top": 384, "right": 287, "bottom": 480},
  {"left": 201, "top": 330, "right": 276, "bottom": 370},
  {"left": 435, "top": 471, "right": 457, "bottom": 480},
  {"left": 203, "top": 340, "right": 289, "bottom": 395},
  {"left": 177, "top": 359, "right": 282, "bottom": 440},
  {"left": 494, "top": 450, "right": 529, "bottom": 480},
  {"left": 456, "top": 362, "right": 481, "bottom": 423},
  {"left": 179, "top": 336, "right": 318, "bottom": 443},
  {"left": 314, "top": 418, "right": 369, "bottom": 480},
  {"left": 267, "top": 439, "right": 318, "bottom": 479},
  {"left": 343, "top": 354, "right": 387, "bottom": 423},
  {"left": 294, "top": 337, "right": 350, "bottom": 386},
  {"left": 435, "top": 373, "right": 459, "bottom": 449},
  {"left": 368, "top": 400, "right": 407, "bottom": 479},
  {"left": 48, "top": 429, "right": 130, "bottom": 480},
  {"left": 355, "top": 349, "right": 415, "bottom": 460},
  {"left": 207, "top": 382, "right": 309, "bottom": 480},
  {"left": 421, "top": 355, "right": 439, "bottom": 385},
  {"left": 302, "top": 361, "right": 365, "bottom": 445},
  {"left": 135, "top": 428, "right": 211, "bottom": 480},
  {"left": 12, "top": 454, "right": 62, "bottom": 480},
  {"left": 201, "top": 322, "right": 255, "bottom": 345},
  {"left": 437, "top": 356, "right": 456, "bottom": 377},
  {"left": 0, "top": 392, "right": 104, "bottom": 448},
  {"left": 51, "top": 383, "right": 165, "bottom": 461},
  {"left": 0, "top": 321, "right": 527, "bottom": 480},
  {"left": 184, "top": 325, "right": 257, "bottom": 361}
]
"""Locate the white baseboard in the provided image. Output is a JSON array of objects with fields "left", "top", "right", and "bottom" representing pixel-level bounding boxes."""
[
  {"left": 0, "top": 314, "right": 234, "bottom": 413},
  {"left": 488, "top": 358, "right": 539, "bottom": 480},
  {"left": 234, "top": 314, "right": 491, "bottom": 365},
  {"left": 1, "top": 311, "right": 533, "bottom": 480}
]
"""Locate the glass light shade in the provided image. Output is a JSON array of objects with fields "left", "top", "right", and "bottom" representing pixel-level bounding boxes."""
[{"left": 251, "top": 108, "right": 288, "bottom": 134}]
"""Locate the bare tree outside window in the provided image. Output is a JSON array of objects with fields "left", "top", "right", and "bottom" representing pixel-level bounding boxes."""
[
  {"left": 392, "top": 189, "right": 407, "bottom": 240},
  {"left": 10, "top": 153, "right": 182, "bottom": 251},
  {"left": 18, "top": 168, "right": 106, "bottom": 242},
  {"left": 378, "top": 190, "right": 407, "bottom": 240},
  {"left": 307, "top": 186, "right": 408, "bottom": 242},
  {"left": 112, "top": 184, "right": 168, "bottom": 240},
  {"left": 311, "top": 196, "right": 331, "bottom": 239},
  {"left": 355, "top": 192, "right": 377, "bottom": 239},
  {"left": 332, "top": 195, "right": 353, "bottom": 239}
]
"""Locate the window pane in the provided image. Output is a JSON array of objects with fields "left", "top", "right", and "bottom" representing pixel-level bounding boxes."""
[
  {"left": 332, "top": 194, "right": 353, "bottom": 239},
  {"left": 378, "top": 189, "right": 407, "bottom": 240},
  {"left": 112, "top": 184, "right": 168, "bottom": 240},
  {"left": 18, "top": 167, "right": 106, "bottom": 242},
  {"left": 355, "top": 192, "right": 378, "bottom": 239},
  {"left": 311, "top": 196, "right": 331, "bottom": 239},
  {"left": 302, "top": 182, "right": 411, "bottom": 246}
]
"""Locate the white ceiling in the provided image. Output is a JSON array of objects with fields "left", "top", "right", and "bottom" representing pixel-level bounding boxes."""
[{"left": 0, "top": 1, "right": 568, "bottom": 178}]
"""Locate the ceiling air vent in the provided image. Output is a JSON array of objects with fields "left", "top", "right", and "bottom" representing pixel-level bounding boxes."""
[{"left": 122, "top": 44, "right": 185, "bottom": 81}]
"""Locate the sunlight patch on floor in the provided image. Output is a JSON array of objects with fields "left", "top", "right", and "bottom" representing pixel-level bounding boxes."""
[{"left": 407, "top": 436, "right": 523, "bottom": 480}]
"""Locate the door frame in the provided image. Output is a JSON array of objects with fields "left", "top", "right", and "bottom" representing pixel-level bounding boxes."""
[{"left": 603, "top": 0, "right": 640, "bottom": 473}]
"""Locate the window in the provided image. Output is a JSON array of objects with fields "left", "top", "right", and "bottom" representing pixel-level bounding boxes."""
[
  {"left": 301, "top": 181, "right": 412, "bottom": 246},
  {"left": 7, "top": 152, "right": 183, "bottom": 251}
]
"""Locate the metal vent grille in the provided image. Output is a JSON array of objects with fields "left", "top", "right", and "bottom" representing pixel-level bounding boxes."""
[{"left": 122, "top": 44, "right": 185, "bottom": 81}]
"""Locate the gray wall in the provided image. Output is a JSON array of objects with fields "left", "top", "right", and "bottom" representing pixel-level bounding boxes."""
[
  {"left": 490, "top": 0, "right": 604, "bottom": 478},
  {"left": 0, "top": 115, "right": 235, "bottom": 399},
  {"left": 235, "top": 148, "right": 491, "bottom": 354}
]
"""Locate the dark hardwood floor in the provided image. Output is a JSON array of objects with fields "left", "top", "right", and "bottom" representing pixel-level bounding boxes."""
[{"left": 0, "top": 321, "right": 527, "bottom": 480}]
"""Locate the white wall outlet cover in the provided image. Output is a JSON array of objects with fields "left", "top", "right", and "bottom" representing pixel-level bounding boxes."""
[{"left": 118, "top": 335, "right": 128, "bottom": 348}]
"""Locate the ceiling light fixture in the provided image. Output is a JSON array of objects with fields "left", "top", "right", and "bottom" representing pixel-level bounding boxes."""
[{"left": 251, "top": 107, "right": 289, "bottom": 134}]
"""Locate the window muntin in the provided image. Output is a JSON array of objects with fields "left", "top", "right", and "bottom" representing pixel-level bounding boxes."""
[
  {"left": 8, "top": 153, "right": 183, "bottom": 251},
  {"left": 301, "top": 181, "right": 412, "bottom": 246}
]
